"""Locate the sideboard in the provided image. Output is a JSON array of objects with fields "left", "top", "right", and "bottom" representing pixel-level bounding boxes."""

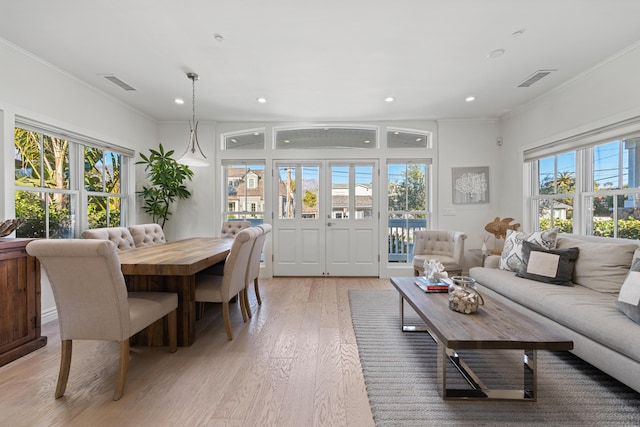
[{"left": 0, "top": 238, "right": 47, "bottom": 366}]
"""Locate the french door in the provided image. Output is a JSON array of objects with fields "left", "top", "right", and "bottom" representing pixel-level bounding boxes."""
[{"left": 273, "top": 160, "right": 379, "bottom": 276}]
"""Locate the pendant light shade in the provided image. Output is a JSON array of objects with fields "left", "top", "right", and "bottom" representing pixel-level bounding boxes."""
[{"left": 178, "top": 72, "right": 209, "bottom": 167}]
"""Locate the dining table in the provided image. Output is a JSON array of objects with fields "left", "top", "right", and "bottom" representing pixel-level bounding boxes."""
[{"left": 118, "top": 237, "right": 234, "bottom": 347}]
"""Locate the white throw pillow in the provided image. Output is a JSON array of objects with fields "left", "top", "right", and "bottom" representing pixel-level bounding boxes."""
[
  {"left": 499, "top": 228, "right": 558, "bottom": 272},
  {"left": 617, "top": 258, "right": 640, "bottom": 324}
]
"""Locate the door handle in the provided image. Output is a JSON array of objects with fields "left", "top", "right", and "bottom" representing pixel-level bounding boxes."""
[{"left": 327, "top": 222, "right": 333, "bottom": 226}]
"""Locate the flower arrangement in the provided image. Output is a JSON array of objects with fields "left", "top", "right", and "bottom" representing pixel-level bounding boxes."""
[{"left": 423, "top": 259, "right": 448, "bottom": 282}]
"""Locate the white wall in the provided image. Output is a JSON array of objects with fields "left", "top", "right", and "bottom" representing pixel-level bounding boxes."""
[
  {"left": 499, "top": 43, "right": 640, "bottom": 225},
  {"left": 0, "top": 39, "right": 158, "bottom": 323}
]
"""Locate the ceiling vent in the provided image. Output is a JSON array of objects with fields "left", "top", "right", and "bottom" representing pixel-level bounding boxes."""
[
  {"left": 103, "top": 75, "right": 137, "bottom": 91},
  {"left": 517, "top": 70, "right": 556, "bottom": 88}
]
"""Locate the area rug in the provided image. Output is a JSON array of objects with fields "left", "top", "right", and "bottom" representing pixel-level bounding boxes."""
[{"left": 349, "top": 290, "right": 640, "bottom": 427}]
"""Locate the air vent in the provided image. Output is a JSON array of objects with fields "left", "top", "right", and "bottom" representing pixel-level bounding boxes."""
[
  {"left": 517, "top": 70, "right": 556, "bottom": 88},
  {"left": 103, "top": 75, "right": 137, "bottom": 91}
]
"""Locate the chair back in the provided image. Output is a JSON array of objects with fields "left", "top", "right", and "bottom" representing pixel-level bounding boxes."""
[
  {"left": 247, "top": 224, "right": 271, "bottom": 283},
  {"left": 26, "top": 239, "right": 130, "bottom": 341},
  {"left": 128, "top": 223, "right": 166, "bottom": 247},
  {"left": 220, "top": 221, "right": 251, "bottom": 238},
  {"left": 81, "top": 227, "right": 136, "bottom": 250},
  {"left": 222, "top": 227, "right": 261, "bottom": 300},
  {"left": 414, "top": 230, "right": 467, "bottom": 260}
]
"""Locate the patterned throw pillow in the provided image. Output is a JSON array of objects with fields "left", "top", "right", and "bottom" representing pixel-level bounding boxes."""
[
  {"left": 499, "top": 228, "right": 558, "bottom": 272},
  {"left": 516, "top": 241, "right": 578, "bottom": 286},
  {"left": 616, "top": 257, "right": 640, "bottom": 324}
]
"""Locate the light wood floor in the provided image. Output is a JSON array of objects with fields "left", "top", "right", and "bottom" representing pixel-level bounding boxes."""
[{"left": 0, "top": 277, "right": 393, "bottom": 427}]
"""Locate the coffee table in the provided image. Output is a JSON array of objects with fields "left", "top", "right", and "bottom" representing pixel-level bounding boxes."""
[{"left": 390, "top": 277, "right": 573, "bottom": 401}]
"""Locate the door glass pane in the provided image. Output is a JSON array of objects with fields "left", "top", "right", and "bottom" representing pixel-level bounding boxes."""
[
  {"left": 278, "top": 166, "right": 296, "bottom": 219},
  {"left": 301, "top": 166, "right": 319, "bottom": 219},
  {"left": 331, "top": 166, "right": 349, "bottom": 219},
  {"left": 355, "top": 165, "right": 373, "bottom": 219}
]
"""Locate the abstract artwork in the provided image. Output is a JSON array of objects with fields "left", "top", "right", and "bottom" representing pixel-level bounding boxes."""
[{"left": 452, "top": 166, "right": 489, "bottom": 204}]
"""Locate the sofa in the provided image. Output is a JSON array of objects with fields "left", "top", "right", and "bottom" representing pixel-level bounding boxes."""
[{"left": 469, "top": 232, "right": 640, "bottom": 393}]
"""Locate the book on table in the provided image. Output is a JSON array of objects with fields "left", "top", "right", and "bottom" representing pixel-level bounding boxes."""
[{"left": 414, "top": 277, "right": 452, "bottom": 293}]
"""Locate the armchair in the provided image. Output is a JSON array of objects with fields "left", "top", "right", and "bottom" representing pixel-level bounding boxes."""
[{"left": 412, "top": 230, "right": 467, "bottom": 276}]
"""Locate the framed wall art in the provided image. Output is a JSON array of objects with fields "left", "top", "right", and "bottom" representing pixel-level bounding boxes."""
[{"left": 452, "top": 166, "right": 489, "bottom": 204}]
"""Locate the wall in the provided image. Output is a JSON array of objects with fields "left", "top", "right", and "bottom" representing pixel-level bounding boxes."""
[
  {"left": 0, "top": 39, "right": 158, "bottom": 323},
  {"left": 499, "top": 42, "right": 640, "bottom": 226}
]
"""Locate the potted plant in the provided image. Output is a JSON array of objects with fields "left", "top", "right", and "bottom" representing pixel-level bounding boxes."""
[{"left": 136, "top": 144, "right": 194, "bottom": 228}]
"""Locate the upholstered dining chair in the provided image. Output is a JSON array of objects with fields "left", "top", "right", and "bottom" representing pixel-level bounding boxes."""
[
  {"left": 195, "top": 226, "right": 260, "bottom": 340},
  {"left": 128, "top": 223, "right": 166, "bottom": 247},
  {"left": 412, "top": 230, "right": 468, "bottom": 277},
  {"left": 81, "top": 227, "right": 136, "bottom": 250},
  {"left": 243, "top": 223, "right": 272, "bottom": 317},
  {"left": 26, "top": 239, "right": 177, "bottom": 401},
  {"left": 220, "top": 221, "right": 251, "bottom": 238}
]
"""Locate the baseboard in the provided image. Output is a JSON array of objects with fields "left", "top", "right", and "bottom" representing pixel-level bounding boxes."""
[{"left": 41, "top": 307, "right": 58, "bottom": 325}]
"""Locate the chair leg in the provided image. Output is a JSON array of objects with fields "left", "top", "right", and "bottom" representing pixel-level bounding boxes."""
[
  {"left": 254, "top": 278, "right": 262, "bottom": 305},
  {"left": 239, "top": 290, "right": 248, "bottom": 322},
  {"left": 113, "top": 340, "right": 129, "bottom": 401},
  {"left": 243, "top": 287, "right": 252, "bottom": 319},
  {"left": 167, "top": 310, "right": 177, "bottom": 353},
  {"left": 222, "top": 301, "right": 233, "bottom": 340},
  {"left": 55, "top": 340, "right": 72, "bottom": 399}
]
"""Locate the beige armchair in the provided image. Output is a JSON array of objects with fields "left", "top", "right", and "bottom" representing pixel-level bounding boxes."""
[
  {"left": 195, "top": 226, "right": 261, "bottom": 340},
  {"left": 26, "top": 239, "right": 177, "bottom": 401},
  {"left": 81, "top": 227, "right": 136, "bottom": 250},
  {"left": 128, "top": 223, "right": 166, "bottom": 247},
  {"left": 412, "top": 230, "right": 468, "bottom": 276},
  {"left": 220, "top": 221, "right": 251, "bottom": 238}
]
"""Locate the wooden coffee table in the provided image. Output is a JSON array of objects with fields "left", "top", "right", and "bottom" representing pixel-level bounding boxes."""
[{"left": 390, "top": 277, "right": 573, "bottom": 401}]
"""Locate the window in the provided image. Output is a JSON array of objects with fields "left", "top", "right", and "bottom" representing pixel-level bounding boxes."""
[
  {"left": 275, "top": 126, "right": 377, "bottom": 149},
  {"left": 223, "top": 162, "right": 265, "bottom": 223},
  {"left": 531, "top": 152, "right": 576, "bottom": 233},
  {"left": 527, "top": 134, "right": 640, "bottom": 239},
  {"left": 387, "top": 161, "right": 431, "bottom": 263},
  {"left": 387, "top": 129, "right": 430, "bottom": 149},
  {"left": 224, "top": 130, "right": 265, "bottom": 150},
  {"left": 14, "top": 122, "right": 131, "bottom": 238}
]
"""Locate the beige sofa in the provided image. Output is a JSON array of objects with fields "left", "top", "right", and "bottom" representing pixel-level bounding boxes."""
[{"left": 469, "top": 233, "right": 640, "bottom": 393}]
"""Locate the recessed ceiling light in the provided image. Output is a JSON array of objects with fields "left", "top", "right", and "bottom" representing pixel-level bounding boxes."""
[
  {"left": 257, "top": 97, "right": 267, "bottom": 103},
  {"left": 214, "top": 33, "right": 225, "bottom": 42},
  {"left": 487, "top": 49, "right": 505, "bottom": 59},
  {"left": 512, "top": 29, "right": 526, "bottom": 38},
  {"left": 230, "top": 138, "right": 237, "bottom": 144},
  {"left": 364, "top": 140, "right": 371, "bottom": 144},
  {"left": 174, "top": 98, "right": 184, "bottom": 105},
  {"left": 393, "top": 131, "right": 400, "bottom": 135},
  {"left": 284, "top": 140, "right": 290, "bottom": 144},
  {"left": 466, "top": 96, "right": 476, "bottom": 102},
  {"left": 416, "top": 137, "right": 423, "bottom": 142},
  {"left": 385, "top": 97, "right": 395, "bottom": 102},
  {"left": 253, "top": 132, "right": 260, "bottom": 136}
]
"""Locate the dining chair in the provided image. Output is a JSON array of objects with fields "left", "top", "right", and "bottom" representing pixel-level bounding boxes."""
[
  {"left": 195, "top": 226, "right": 260, "bottom": 340},
  {"left": 220, "top": 220, "right": 251, "bottom": 238},
  {"left": 26, "top": 239, "right": 178, "bottom": 401},
  {"left": 81, "top": 227, "right": 136, "bottom": 250},
  {"left": 128, "top": 223, "right": 166, "bottom": 247},
  {"left": 412, "top": 230, "right": 467, "bottom": 276},
  {"left": 243, "top": 223, "right": 272, "bottom": 317}
]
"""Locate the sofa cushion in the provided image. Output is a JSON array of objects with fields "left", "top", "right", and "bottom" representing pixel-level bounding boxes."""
[
  {"left": 557, "top": 237, "right": 637, "bottom": 294},
  {"left": 617, "top": 258, "right": 640, "bottom": 324},
  {"left": 499, "top": 228, "right": 558, "bottom": 272},
  {"left": 516, "top": 241, "right": 578, "bottom": 286},
  {"left": 470, "top": 267, "right": 640, "bottom": 363}
]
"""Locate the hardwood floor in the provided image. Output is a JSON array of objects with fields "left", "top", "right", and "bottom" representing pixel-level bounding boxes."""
[{"left": 0, "top": 277, "right": 393, "bottom": 426}]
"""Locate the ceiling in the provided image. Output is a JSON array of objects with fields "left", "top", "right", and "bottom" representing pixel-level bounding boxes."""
[{"left": 1, "top": 0, "right": 640, "bottom": 123}]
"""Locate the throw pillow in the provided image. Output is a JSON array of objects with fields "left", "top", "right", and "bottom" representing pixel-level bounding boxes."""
[
  {"left": 499, "top": 228, "right": 558, "bottom": 272},
  {"left": 516, "top": 241, "right": 579, "bottom": 286},
  {"left": 616, "top": 257, "right": 640, "bottom": 324}
]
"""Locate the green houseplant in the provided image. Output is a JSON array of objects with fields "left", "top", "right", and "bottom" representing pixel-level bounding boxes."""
[{"left": 136, "top": 144, "right": 194, "bottom": 228}]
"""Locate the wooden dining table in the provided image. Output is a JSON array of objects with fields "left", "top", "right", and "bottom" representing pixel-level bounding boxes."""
[{"left": 118, "top": 237, "right": 234, "bottom": 347}]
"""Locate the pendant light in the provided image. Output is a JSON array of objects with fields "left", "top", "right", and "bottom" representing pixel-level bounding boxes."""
[{"left": 177, "top": 72, "right": 209, "bottom": 167}]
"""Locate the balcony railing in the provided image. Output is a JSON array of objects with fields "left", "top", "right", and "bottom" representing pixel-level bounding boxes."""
[{"left": 388, "top": 218, "right": 426, "bottom": 262}]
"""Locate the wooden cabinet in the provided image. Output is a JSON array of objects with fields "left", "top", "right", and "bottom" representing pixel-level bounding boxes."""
[{"left": 0, "top": 238, "right": 47, "bottom": 366}]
